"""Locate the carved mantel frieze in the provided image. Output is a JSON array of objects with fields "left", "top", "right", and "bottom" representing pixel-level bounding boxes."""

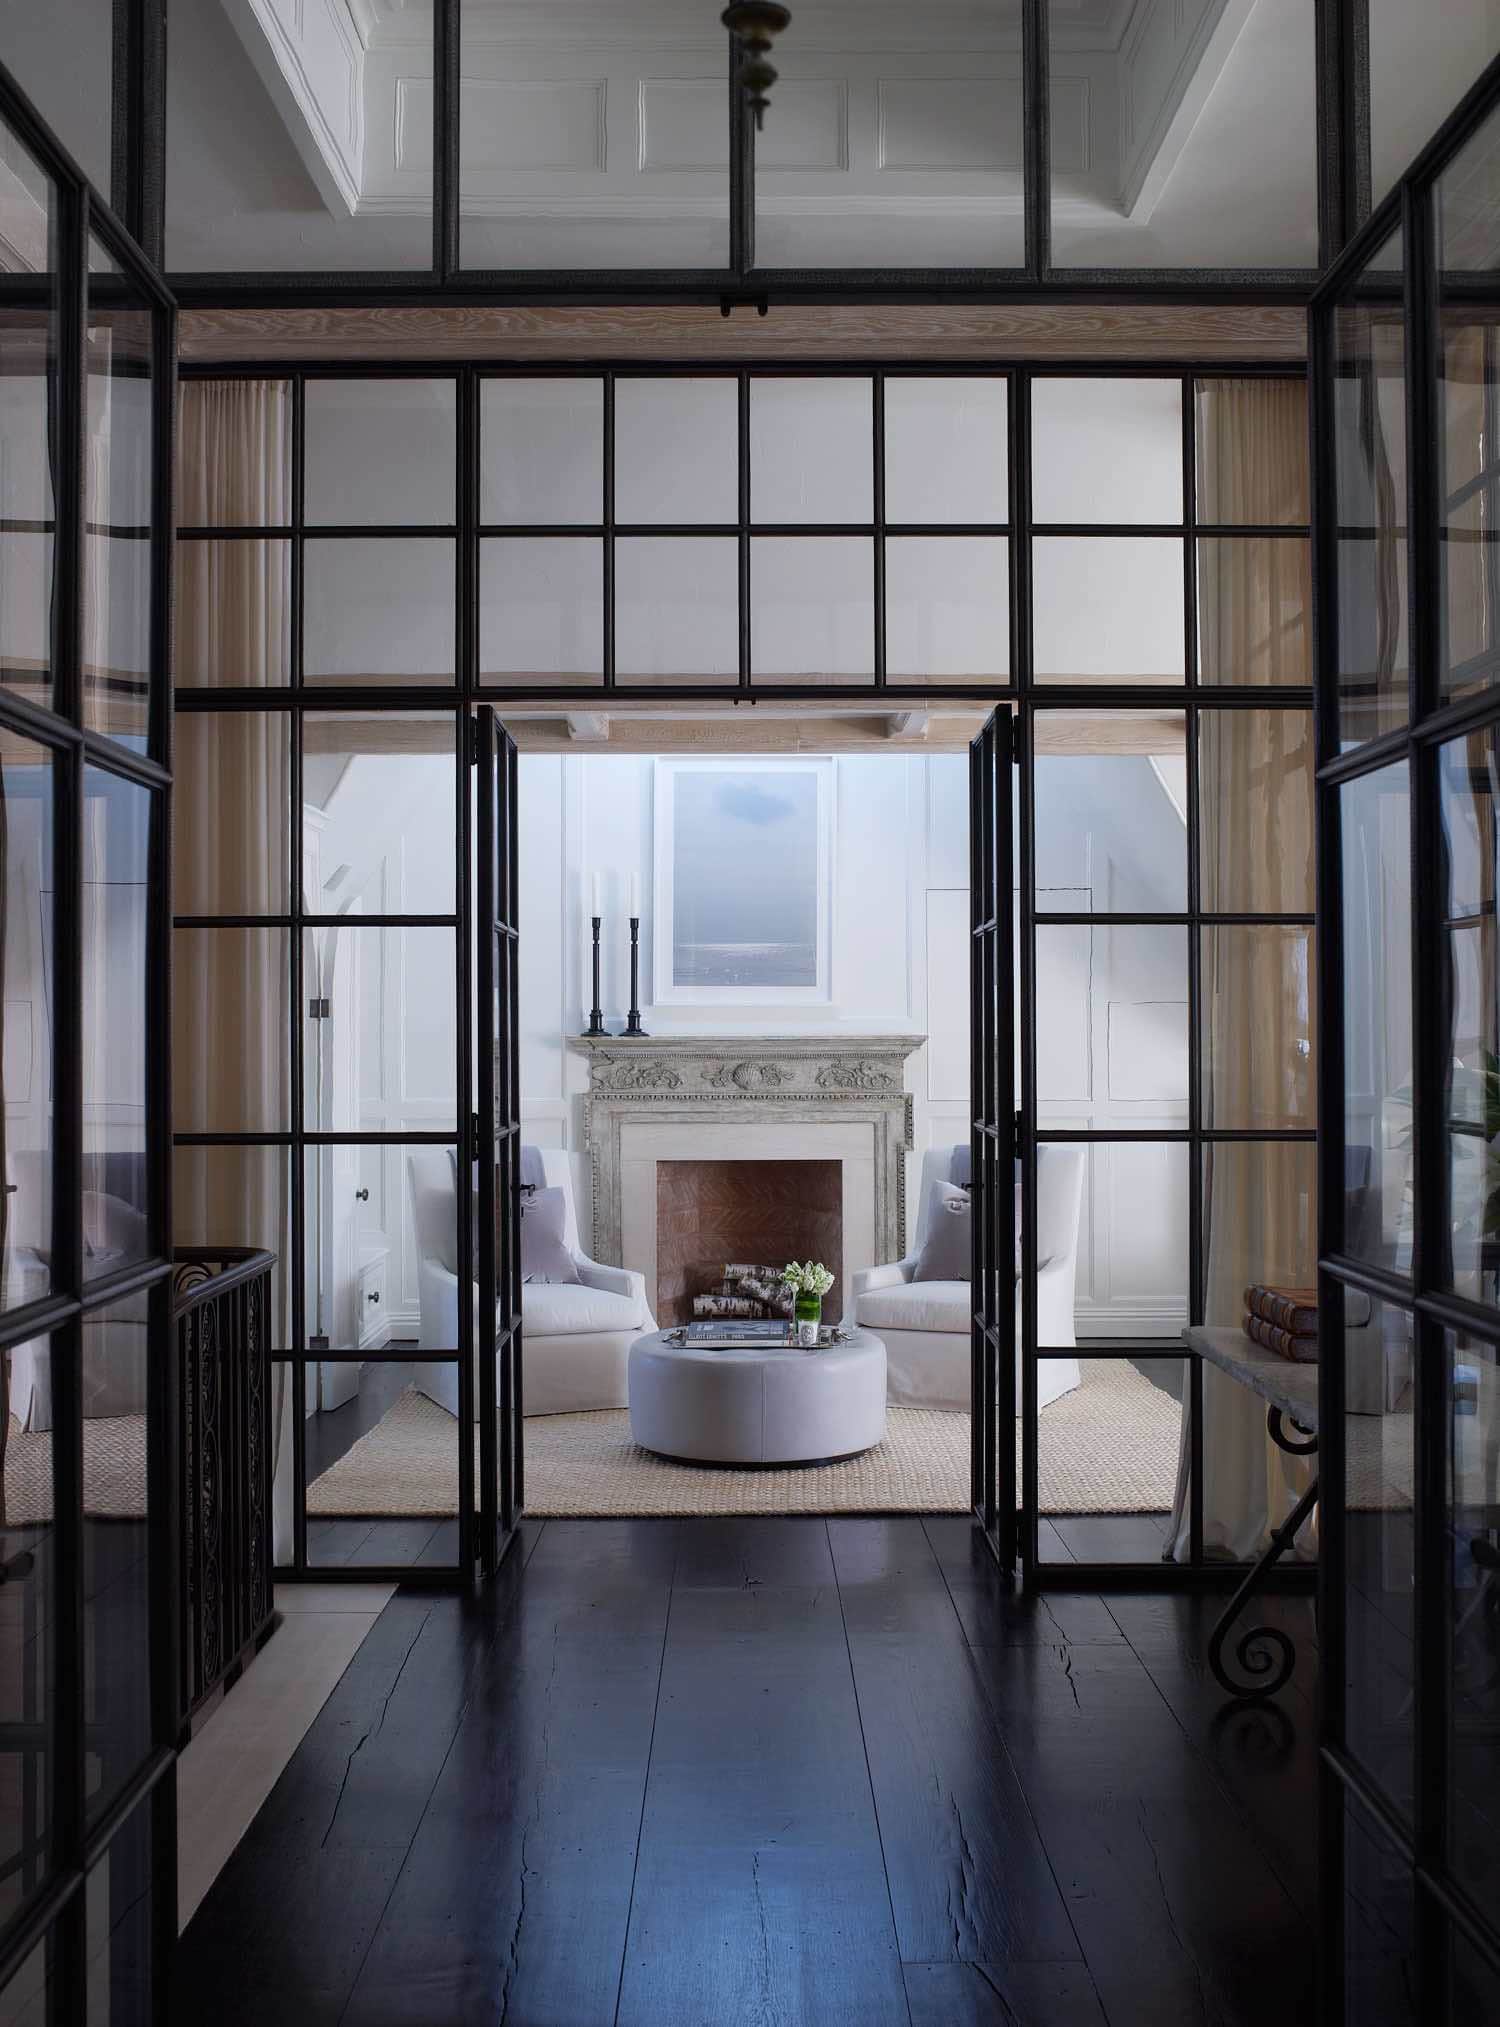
[{"left": 571, "top": 1033, "right": 926, "bottom": 1267}]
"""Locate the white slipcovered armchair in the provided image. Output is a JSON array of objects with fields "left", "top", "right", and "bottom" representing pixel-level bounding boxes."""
[
  {"left": 853, "top": 1144, "right": 1085, "bottom": 1412},
  {"left": 405, "top": 1148, "right": 654, "bottom": 1418}
]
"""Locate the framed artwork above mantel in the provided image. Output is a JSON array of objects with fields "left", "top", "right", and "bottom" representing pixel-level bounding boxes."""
[{"left": 652, "top": 756, "right": 834, "bottom": 1009}]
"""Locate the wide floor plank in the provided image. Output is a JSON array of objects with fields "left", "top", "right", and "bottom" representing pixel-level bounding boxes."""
[
  {"left": 339, "top": 1525, "right": 672, "bottom": 2025},
  {"left": 831, "top": 1519, "right": 1081, "bottom": 1968}
]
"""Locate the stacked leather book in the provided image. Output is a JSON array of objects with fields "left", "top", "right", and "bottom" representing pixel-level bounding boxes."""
[{"left": 1244, "top": 1285, "right": 1320, "bottom": 1362}]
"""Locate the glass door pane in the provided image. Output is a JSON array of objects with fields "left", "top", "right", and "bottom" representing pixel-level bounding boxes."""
[{"left": 461, "top": 1, "right": 727, "bottom": 269}]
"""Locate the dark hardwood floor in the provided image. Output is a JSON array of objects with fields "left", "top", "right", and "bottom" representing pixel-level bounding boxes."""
[{"left": 171, "top": 1516, "right": 1320, "bottom": 2027}]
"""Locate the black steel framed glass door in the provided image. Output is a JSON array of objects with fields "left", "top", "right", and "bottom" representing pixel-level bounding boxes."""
[
  {"left": 970, "top": 711, "right": 1017, "bottom": 1569},
  {"left": 475, "top": 706, "right": 523, "bottom": 1573}
]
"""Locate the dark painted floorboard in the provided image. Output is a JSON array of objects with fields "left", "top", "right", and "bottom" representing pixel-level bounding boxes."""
[{"left": 172, "top": 1517, "right": 1320, "bottom": 2027}]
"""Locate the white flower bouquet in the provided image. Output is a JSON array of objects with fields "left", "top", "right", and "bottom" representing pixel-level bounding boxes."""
[
  {"left": 781, "top": 1260, "right": 835, "bottom": 1344},
  {"left": 781, "top": 1260, "right": 835, "bottom": 1299}
]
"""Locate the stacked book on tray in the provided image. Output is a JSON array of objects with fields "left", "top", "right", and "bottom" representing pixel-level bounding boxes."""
[{"left": 1243, "top": 1285, "right": 1320, "bottom": 1363}]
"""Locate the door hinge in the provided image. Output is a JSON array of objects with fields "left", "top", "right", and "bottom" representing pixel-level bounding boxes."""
[
  {"left": 308, "top": 997, "right": 331, "bottom": 1019},
  {"left": 1010, "top": 714, "right": 1022, "bottom": 765},
  {"left": 468, "top": 715, "right": 480, "bottom": 766}
]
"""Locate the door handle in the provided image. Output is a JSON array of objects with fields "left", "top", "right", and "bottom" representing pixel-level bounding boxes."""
[
  {"left": 366, "top": 1290, "right": 380, "bottom": 1304},
  {"left": 355, "top": 1188, "right": 370, "bottom": 1202}
]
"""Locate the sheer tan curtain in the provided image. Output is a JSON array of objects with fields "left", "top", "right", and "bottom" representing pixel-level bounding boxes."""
[
  {"left": 172, "top": 380, "right": 296, "bottom": 1556},
  {"left": 1169, "top": 380, "right": 1319, "bottom": 1560}
]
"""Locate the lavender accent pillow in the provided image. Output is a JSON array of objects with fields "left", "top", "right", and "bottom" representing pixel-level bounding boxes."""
[
  {"left": 520, "top": 1186, "right": 581, "bottom": 1286},
  {"left": 914, "top": 1182, "right": 972, "bottom": 1283}
]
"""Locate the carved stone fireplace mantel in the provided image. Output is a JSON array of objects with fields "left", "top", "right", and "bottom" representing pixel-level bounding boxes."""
[{"left": 572, "top": 1035, "right": 927, "bottom": 1293}]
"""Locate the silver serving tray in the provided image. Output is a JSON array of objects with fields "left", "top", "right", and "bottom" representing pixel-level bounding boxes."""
[{"left": 662, "top": 1323, "right": 850, "bottom": 1351}]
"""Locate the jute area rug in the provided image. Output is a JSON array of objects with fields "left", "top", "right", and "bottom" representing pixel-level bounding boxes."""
[
  {"left": 0, "top": 1363, "right": 1417, "bottom": 1525},
  {"left": 308, "top": 1357, "right": 1185, "bottom": 1520}
]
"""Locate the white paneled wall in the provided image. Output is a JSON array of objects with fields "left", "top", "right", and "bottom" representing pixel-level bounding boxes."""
[{"left": 516, "top": 751, "right": 970, "bottom": 1258}]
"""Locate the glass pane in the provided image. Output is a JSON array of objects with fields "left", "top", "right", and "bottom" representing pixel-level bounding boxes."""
[
  {"left": 1033, "top": 712, "right": 1188, "bottom": 913},
  {"left": 616, "top": 538, "right": 739, "bottom": 684},
  {"left": 1344, "top": 1292, "right": 1416, "bottom": 1819},
  {"left": 1194, "top": 379, "right": 1309, "bottom": 525},
  {"left": 1441, "top": 728, "right": 1500, "bottom": 1307},
  {"left": 172, "top": 931, "right": 290, "bottom": 1134},
  {"left": 0, "top": 1335, "right": 56, "bottom": 1925},
  {"left": 0, "top": 1939, "right": 51, "bottom": 2024},
  {"left": 755, "top": 24, "right": 1024, "bottom": 267},
  {"left": 750, "top": 380, "right": 873, "bottom": 525},
  {"left": 885, "top": 538, "right": 1008, "bottom": 682},
  {"left": 85, "top": 1799, "right": 155, "bottom": 2023},
  {"left": 479, "top": 538, "right": 603, "bottom": 683},
  {"left": 178, "top": 379, "right": 293, "bottom": 528},
  {"left": 1033, "top": 537, "right": 1185, "bottom": 681},
  {"left": 3, "top": 3, "right": 113, "bottom": 191},
  {"left": 1201, "top": 929, "right": 1315, "bottom": 1131},
  {"left": 1037, "top": 1358, "right": 1182, "bottom": 1564},
  {"left": 615, "top": 379, "right": 738, "bottom": 525},
  {"left": 307, "top": 1143, "right": 459, "bottom": 1356},
  {"left": 1450, "top": 1927, "right": 1500, "bottom": 2021},
  {"left": 1036, "top": 928, "right": 1188, "bottom": 1130},
  {"left": 1334, "top": 229, "right": 1409, "bottom": 748},
  {"left": 166, "top": 0, "right": 432, "bottom": 271},
  {"left": 479, "top": 380, "right": 603, "bottom": 526},
  {"left": 1032, "top": 1142, "right": 1189, "bottom": 1343},
  {"left": 1201, "top": 1140, "right": 1316, "bottom": 1324},
  {"left": 173, "top": 713, "right": 292, "bottom": 916},
  {"left": 1198, "top": 707, "right": 1314, "bottom": 914},
  {"left": 0, "top": 130, "right": 56, "bottom": 713},
  {"left": 302, "top": 713, "right": 457, "bottom": 915},
  {"left": 1342, "top": 763, "right": 1413, "bottom": 1277},
  {"left": 1343, "top": 1793, "right": 1417, "bottom": 2027},
  {"left": 1196, "top": 537, "right": 1312, "bottom": 686},
  {"left": 1371, "top": 1, "right": 1500, "bottom": 209},
  {"left": 304, "top": 539, "right": 455, "bottom": 684},
  {"left": 305, "top": 381, "right": 457, "bottom": 528},
  {"left": 750, "top": 538, "right": 873, "bottom": 682},
  {"left": 303, "top": 930, "right": 457, "bottom": 1132},
  {"left": 306, "top": 1358, "right": 461, "bottom": 1570},
  {"left": 175, "top": 539, "right": 292, "bottom": 687},
  {"left": 1, "top": 735, "right": 54, "bottom": 1314},
  {"left": 84, "top": 247, "right": 154, "bottom": 748},
  {"left": 83, "top": 1295, "right": 153, "bottom": 1829},
  {"left": 460, "top": 1, "right": 726, "bottom": 269},
  {"left": 1438, "top": 109, "right": 1500, "bottom": 704},
  {"left": 884, "top": 379, "right": 1008, "bottom": 524},
  {"left": 83, "top": 770, "right": 151, "bottom": 1280},
  {"left": 173, "top": 1146, "right": 292, "bottom": 1348},
  {"left": 1031, "top": 380, "right": 1183, "bottom": 524},
  {"left": 1048, "top": 0, "right": 1317, "bottom": 268},
  {"left": 1446, "top": 1327, "right": 1500, "bottom": 1908}
]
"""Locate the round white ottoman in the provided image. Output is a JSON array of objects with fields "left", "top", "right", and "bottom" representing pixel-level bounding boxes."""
[{"left": 627, "top": 1327, "right": 887, "bottom": 1466}]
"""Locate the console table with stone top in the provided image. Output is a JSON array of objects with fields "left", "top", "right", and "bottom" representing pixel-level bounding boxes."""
[{"left": 1183, "top": 1325, "right": 1320, "bottom": 1703}]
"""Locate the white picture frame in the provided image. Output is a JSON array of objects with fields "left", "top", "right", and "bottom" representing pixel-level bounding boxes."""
[{"left": 652, "top": 757, "right": 834, "bottom": 1007}]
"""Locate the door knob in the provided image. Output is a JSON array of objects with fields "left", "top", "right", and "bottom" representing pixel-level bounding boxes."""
[
  {"left": 355, "top": 1188, "right": 369, "bottom": 1202},
  {"left": 366, "top": 1290, "right": 380, "bottom": 1304}
]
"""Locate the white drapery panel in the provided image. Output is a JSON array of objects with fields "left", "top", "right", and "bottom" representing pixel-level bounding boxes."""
[
  {"left": 1170, "top": 379, "right": 1319, "bottom": 1563},
  {"left": 173, "top": 379, "right": 297, "bottom": 1559}
]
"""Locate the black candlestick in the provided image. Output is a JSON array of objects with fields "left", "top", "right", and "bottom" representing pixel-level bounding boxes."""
[
  {"left": 583, "top": 914, "right": 609, "bottom": 1036},
  {"left": 625, "top": 916, "right": 648, "bottom": 1036}
]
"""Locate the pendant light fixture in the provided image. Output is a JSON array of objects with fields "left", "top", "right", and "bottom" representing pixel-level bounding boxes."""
[{"left": 722, "top": 3, "right": 792, "bottom": 130}]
